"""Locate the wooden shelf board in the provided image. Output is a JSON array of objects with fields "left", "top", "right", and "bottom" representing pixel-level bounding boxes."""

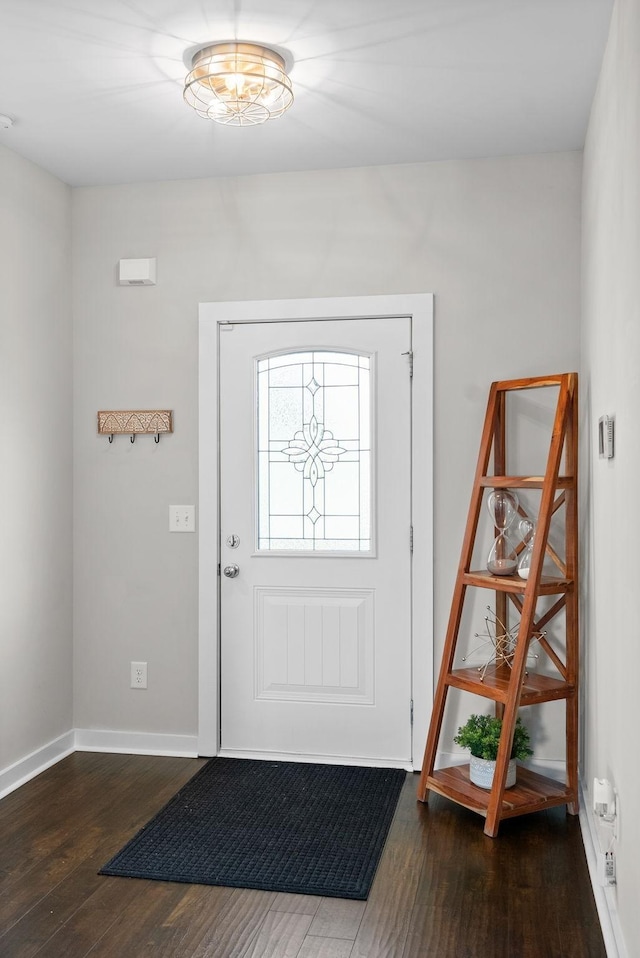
[
  {"left": 495, "top": 375, "right": 567, "bottom": 391},
  {"left": 479, "top": 476, "right": 573, "bottom": 489},
  {"left": 464, "top": 571, "right": 573, "bottom": 595},
  {"left": 446, "top": 667, "right": 574, "bottom": 704},
  {"left": 426, "top": 765, "right": 574, "bottom": 820}
]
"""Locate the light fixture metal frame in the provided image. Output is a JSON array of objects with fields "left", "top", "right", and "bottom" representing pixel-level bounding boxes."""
[{"left": 184, "top": 41, "right": 293, "bottom": 127}]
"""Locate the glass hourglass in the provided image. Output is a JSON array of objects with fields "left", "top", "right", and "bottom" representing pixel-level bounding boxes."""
[
  {"left": 517, "top": 518, "right": 536, "bottom": 579},
  {"left": 486, "top": 490, "right": 519, "bottom": 576}
]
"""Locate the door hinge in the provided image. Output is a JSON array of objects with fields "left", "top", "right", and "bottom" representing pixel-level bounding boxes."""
[
  {"left": 410, "top": 699, "right": 414, "bottom": 726},
  {"left": 401, "top": 350, "right": 413, "bottom": 378},
  {"left": 410, "top": 525, "right": 414, "bottom": 553}
]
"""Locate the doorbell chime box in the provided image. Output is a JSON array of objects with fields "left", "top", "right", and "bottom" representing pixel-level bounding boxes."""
[{"left": 118, "top": 258, "right": 157, "bottom": 286}]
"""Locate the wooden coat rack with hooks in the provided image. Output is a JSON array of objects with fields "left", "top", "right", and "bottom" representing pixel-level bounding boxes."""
[{"left": 97, "top": 409, "right": 173, "bottom": 444}]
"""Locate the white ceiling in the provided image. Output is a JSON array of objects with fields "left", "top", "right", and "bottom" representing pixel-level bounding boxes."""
[{"left": 0, "top": 0, "right": 613, "bottom": 188}]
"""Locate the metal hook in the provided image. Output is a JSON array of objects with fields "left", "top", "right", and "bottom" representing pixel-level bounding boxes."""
[
  {"left": 130, "top": 434, "right": 136, "bottom": 443},
  {"left": 154, "top": 433, "right": 160, "bottom": 443},
  {"left": 108, "top": 434, "right": 114, "bottom": 444}
]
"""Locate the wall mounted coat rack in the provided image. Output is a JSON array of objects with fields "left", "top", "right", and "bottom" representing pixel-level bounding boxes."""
[{"left": 98, "top": 410, "right": 173, "bottom": 443}]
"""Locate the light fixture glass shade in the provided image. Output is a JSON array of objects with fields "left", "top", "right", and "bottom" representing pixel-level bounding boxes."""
[{"left": 184, "top": 42, "right": 293, "bottom": 126}]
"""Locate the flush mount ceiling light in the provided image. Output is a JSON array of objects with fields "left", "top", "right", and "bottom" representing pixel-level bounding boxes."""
[{"left": 184, "top": 42, "right": 293, "bottom": 127}]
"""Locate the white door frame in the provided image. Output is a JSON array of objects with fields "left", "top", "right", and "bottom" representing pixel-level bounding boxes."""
[{"left": 198, "top": 293, "right": 433, "bottom": 768}]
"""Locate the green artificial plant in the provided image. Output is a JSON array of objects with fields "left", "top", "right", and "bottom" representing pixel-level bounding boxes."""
[{"left": 454, "top": 713, "right": 533, "bottom": 762}]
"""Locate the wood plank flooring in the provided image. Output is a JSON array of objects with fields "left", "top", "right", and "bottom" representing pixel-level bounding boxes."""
[{"left": 0, "top": 753, "right": 606, "bottom": 957}]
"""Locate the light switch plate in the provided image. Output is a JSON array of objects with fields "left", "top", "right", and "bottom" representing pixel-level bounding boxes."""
[{"left": 169, "top": 504, "right": 196, "bottom": 532}]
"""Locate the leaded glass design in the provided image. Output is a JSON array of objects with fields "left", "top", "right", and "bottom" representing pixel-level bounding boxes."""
[{"left": 257, "top": 350, "right": 372, "bottom": 552}]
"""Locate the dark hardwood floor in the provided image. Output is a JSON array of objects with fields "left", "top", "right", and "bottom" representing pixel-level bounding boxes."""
[{"left": 0, "top": 753, "right": 606, "bottom": 957}]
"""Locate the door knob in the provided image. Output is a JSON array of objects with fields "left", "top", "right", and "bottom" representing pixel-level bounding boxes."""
[{"left": 223, "top": 564, "right": 240, "bottom": 578}]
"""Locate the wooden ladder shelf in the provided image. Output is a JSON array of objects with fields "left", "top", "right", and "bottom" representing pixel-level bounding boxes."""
[{"left": 417, "top": 373, "right": 579, "bottom": 837}]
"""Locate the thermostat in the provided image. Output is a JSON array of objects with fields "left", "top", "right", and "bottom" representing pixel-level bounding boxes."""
[{"left": 598, "top": 415, "right": 614, "bottom": 459}]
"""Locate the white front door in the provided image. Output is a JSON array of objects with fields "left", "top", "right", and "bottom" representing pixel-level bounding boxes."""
[{"left": 218, "top": 316, "right": 412, "bottom": 765}]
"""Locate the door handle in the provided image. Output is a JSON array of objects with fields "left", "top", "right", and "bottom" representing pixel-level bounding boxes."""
[{"left": 223, "top": 564, "right": 240, "bottom": 578}]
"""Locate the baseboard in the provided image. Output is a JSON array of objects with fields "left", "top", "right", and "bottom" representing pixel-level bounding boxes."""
[
  {"left": 435, "top": 750, "right": 567, "bottom": 781},
  {"left": 0, "top": 731, "right": 75, "bottom": 800},
  {"left": 0, "top": 728, "right": 200, "bottom": 802},
  {"left": 579, "top": 779, "right": 628, "bottom": 958},
  {"left": 74, "top": 728, "right": 198, "bottom": 758}
]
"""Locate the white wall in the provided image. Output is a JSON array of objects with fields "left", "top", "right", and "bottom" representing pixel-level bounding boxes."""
[
  {"left": 0, "top": 145, "right": 72, "bottom": 771},
  {"left": 582, "top": 0, "right": 640, "bottom": 951},
  {"left": 72, "top": 153, "right": 581, "bottom": 755}
]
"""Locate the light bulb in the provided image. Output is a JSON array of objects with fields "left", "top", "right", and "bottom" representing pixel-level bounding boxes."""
[{"left": 225, "top": 73, "right": 245, "bottom": 95}]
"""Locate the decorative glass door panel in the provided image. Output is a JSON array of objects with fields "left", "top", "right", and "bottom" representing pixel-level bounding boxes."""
[{"left": 256, "top": 350, "right": 373, "bottom": 552}]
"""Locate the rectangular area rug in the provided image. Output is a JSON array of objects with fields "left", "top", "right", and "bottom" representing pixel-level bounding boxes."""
[{"left": 100, "top": 758, "right": 406, "bottom": 900}]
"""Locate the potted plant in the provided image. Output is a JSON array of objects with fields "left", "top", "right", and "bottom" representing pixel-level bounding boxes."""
[{"left": 454, "top": 713, "right": 533, "bottom": 789}]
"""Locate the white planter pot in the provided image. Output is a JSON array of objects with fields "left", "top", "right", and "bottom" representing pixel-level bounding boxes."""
[{"left": 469, "top": 755, "right": 516, "bottom": 789}]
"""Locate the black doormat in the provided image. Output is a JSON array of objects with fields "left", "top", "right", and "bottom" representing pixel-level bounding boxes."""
[{"left": 100, "top": 758, "right": 406, "bottom": 900}]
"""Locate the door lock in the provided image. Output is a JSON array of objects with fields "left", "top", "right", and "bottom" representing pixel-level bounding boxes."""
[
  {"left": 226, "top": 534, "right": 240, "bottom": 548},
  {"left": 223, "top": 564, "right": 240, "bottom": 578}
]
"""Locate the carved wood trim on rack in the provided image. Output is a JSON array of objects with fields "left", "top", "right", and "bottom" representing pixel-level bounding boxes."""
[{"left": 98, "top": 410, "right": 173, "bottom": 443}]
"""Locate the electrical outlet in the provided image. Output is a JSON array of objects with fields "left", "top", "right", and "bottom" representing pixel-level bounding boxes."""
[
  {"left": 597, "top": 847, "right": 616, "bottom": 886},
  {"left": 169, "top": 505, "right": 195, "bottom": 532},
  {"left": 131, "top": 661, "right": 147, "bottom": 689}
]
